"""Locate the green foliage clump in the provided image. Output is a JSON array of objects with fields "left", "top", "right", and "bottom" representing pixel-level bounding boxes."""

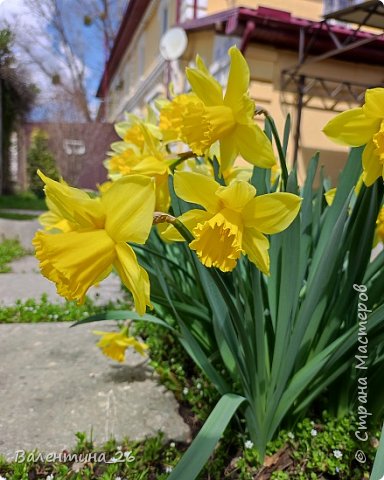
[
  {"left": 0, "top": 294, "right": 130, "bottom": 324},
  {"left": 0, "top": 28, "right": 36, "bottom": 194},
  {"left": 135, "top": 320, "right": 220, "bottom": 422},
  {"left": 27, "top": 129, "right": 59, "bottom": 198},
  {"left": 0, "top": 238, "right": 26, "bottom": 272},
  {"left": 0, "top": 191, "right": 47, "bottom": 211}
]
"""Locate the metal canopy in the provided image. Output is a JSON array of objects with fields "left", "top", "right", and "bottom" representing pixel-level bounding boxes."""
[
  {"left": 282, "top": 0, "right": 384, "bottom": 163},
  {"left": 323, "top": 0, "right": 384, "bottom": 30}
]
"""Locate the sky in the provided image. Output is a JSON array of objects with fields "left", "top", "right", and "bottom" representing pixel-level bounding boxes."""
[{"left": 0, "top": 0, "right": 125, "bottom": 120}]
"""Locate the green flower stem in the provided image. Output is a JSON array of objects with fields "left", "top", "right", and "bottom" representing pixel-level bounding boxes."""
[
  {"left": 261, "top": 114, "right": 289, "bottom": 191},
  {"left": 152, "top": 212, "right": 194, "bottom": 242},
  {"left": 169, "top": 151, "right": 198, "bottom": 172},
  {"left": 266, "top": 115, "right": 289, "bottom": 190}
]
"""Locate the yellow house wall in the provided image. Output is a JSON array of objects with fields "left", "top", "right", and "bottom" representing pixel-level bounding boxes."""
[
  {"left": 206, "top": 0, "right": 324, "bottom": 21},
  {"left": 105, "top": 1, "right": 382, "bottom": 185},
  {"left": 245, "top": 43, "right": 383, "bottom": 184}
]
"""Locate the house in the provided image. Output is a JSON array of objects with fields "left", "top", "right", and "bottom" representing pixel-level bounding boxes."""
[
  {"left": 96, "top": 0, "right": 384, "bottom": 183},
  {"left": 17, "top": 122, "right": 118, "bottom": 190}
]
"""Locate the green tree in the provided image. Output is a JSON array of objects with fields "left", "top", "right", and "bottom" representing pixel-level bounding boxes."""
[
  {"left": 0, "top": 29, "right": 36, "bottom": 193},
  {"left": 27, "top": 129, "right": 59, "bottom": 197}
]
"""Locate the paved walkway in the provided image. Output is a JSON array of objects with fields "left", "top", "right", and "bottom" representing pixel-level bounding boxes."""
[{"left": 0, "top": 219, "right": 190, "bottom": 460}]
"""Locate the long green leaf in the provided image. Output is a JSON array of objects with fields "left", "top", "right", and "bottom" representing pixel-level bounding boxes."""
[
  {"left": 370, "top": 423, "right": 384, "bottom": 480},
  {"left": 167, "top": 394, "right": 246, "bottom": 480},
  {"left": 71, "top": 310, "right": 176, "bottom": 332}
]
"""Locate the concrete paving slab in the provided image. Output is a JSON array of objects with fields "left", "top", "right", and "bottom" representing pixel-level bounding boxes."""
[
  {"left": 0, "top": 218, "right": 40, "bottom": 251},
  {"left": 0, "top": 322, "right": 190, "bottom": 460}
]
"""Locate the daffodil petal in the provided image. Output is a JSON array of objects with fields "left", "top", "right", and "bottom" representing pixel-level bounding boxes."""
[
  {"left": 362, "top": 141, "right": 382, "bottom": 186},
  {"left": 219, "top": 134, "right": 238, "bottom": 172},
  {"left": 223, "top": 46, "right": 249, "bottom": 109},
  {"left": 242, "top": 228, "right": 270, "bottom": 274},
  {"left": 174, "top": 171, "right": 221, "bottom": 212},
  {"left": 154, "top": 174, "right": 171, "bottom": 212},
  {"left": 363, "top": 88, "right": 384, "bottom": 119},
  {"left": 161, "top": 209, "right": 213, "bottom": 242},
  {"left": 235, "top": 124, "right": 276, "bottom": 168},
  {"left": 196, "top": 54, "right": 210, "bottom": 75},
  {"left": 33, "top": 230, "right": 115, "bottom": 304},
  {"left": 324, "top": 188, "right": 337, "bottom": 206},
  {"left": 186, "top": 67, "right": 223, "bottom": 106},
  {"left": 38, "top": 170, "right": 105, "bottom": 229},
  {"left": 323, "top": 108, "right": 380, "bottom": 146},
  {"left": 103, "top": 175, "right": 155, "bottom": 244},
  {"left": 243, "top": 192, "right": 301, "bottom": 233},
  {"left": 114, "top": 243, "right": 151, "bottom": 316},
  {"left": 94, "top": 330, "right": 131, "bottom": 363},
  {"left": 131, "top": 156, "right": 168, "bottom": 176},
  {"left": 215, "top": 180, "right": 256, "bottom": 211}
]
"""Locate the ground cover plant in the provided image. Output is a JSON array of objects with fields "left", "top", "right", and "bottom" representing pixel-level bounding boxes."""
[
  {"left": 0, "top": 192, "right": 46, "bottom": 211},
  {"left": 0, "top": 312, "right": 381, "bottom": 479},
  {"left": 0, "top": 238, "right": 27, "bottom": 272},
  {"left": 26, "top": 46, "right": 384, "bottom": 478},
  {"left": 0, "top": 264, "right": 382, "bottom": 477}
]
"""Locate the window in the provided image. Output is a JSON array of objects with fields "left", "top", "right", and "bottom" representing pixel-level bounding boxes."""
[
  {"left": 63, "top": 140, "right": 86, "bottom": 156},
  {"left": 178, "top": 0, "right": 207, "bottom": 23},
  {"left": 323, "top": 0, "right": 362, "bottom": 15}
]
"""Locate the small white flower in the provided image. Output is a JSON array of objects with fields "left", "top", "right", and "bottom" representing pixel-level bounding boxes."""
[
  {"left": 46, "top": 475, "right": 54, "bottom": 480},
  {"left": 311, "top": 421, "right": 315, "bottom": 426},
  {"left": 311, "top": 429, "right": 317, "bottom": 437},
  {"left": 115, "top": 477, "right": 122, "bottom": 480},
  {"left": 165, "top": 466, "right": 173, "bottom": 473},
  {"left": 183, "top": 387, "right": 189, "bottom": 395},
  {"left": 244, "top": 440, "right": 254, "bottom": 449},
  {"left": 0, "top": 476, "right": 7, "bottom": 480},
  {"left": 333, "top": 449, "right": 343, "bottom": 459},
  {"left": 287, "top": 432, "right": 295, "bottom": 440},
  {"left": 170, "top": 442, "right": 175, "bottom": 448},
  {"left": 117, "top": 445, "right": 122, "bottom": 451},
  {"left": 196, "top": 383, "right": 202, "bottom": 389}
]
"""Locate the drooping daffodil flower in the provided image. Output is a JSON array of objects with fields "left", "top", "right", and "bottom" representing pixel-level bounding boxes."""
[
  {"left": 93, "top": 327, "right": 148, "bottom": 363},
  {"left": 33, "top": 171, "right": 155, "bottom": 314}
]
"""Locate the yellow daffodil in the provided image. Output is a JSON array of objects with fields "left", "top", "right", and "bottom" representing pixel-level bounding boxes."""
[
  {"left": 33, "top": 171, "right": 155, "bottom": 314},
  {"left": 39, "top": 197, "right": 74, "bottom": 233},
  {"left": 323, "top": 88, "right": 384, "bottom": 186},
  {"left": 105, "top": 125, "right": 172, "bottom": 212},
  {"left": 163, "top": 172, "right": 301, "bottom": 273},
  {"left": 324, "top": 174, "right": 363, "bottom": 207},
  {"left": 324, "top": 188, "right": 337, "bottom": 206},
  {"left": 93, "top": 328, "right": 149, "bottom": 363},
  {"left": 159, "top": 47, "right": 276, "bottom": 172},
  {"left": 115, "top": 110, "right": 161, "bottom": 148}
]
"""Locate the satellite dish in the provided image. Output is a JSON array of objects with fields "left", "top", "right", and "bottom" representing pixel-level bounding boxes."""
[{"left": 160, "top": 27, "right": 188, "bottom": 61}]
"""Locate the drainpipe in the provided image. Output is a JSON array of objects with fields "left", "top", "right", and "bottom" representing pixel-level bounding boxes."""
[
  {"left": 293, "top": 75, "right": 305, "bottom": 167},
  {"left": 240, "top": 20, "right": 256, "bottom": 53}
]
